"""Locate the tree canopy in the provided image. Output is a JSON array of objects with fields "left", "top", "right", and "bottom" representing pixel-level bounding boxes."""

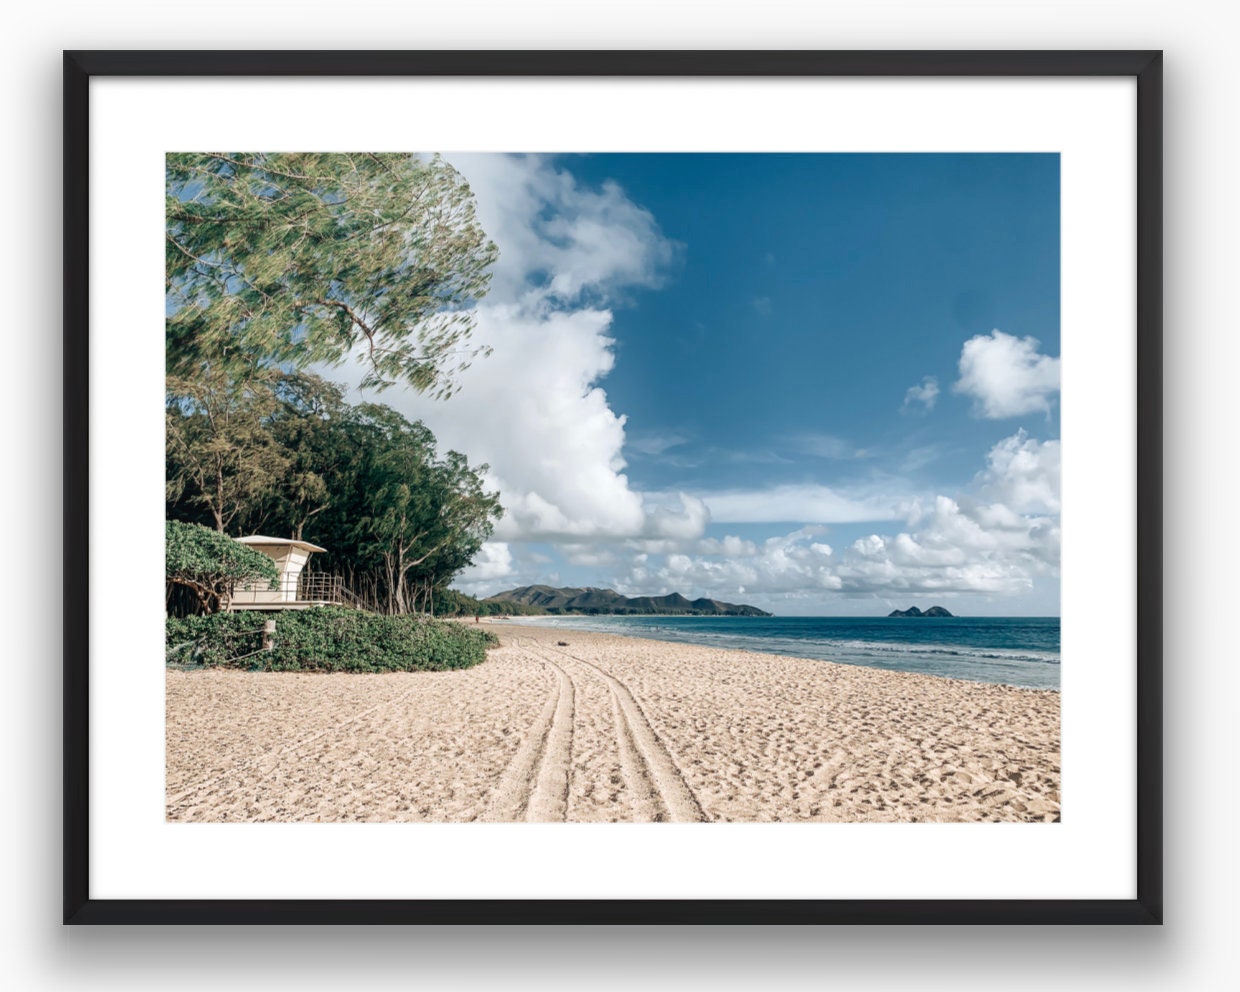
[
  {"left": 165, "top": 358, "right": 290, "bottom": 533},
  {"left": 166, "top": 153, "right": 498, "bottom": 397},
  {"left": 167, "top": 372, "right": 503, "bottom": 614},
  {"left": 347, "top": 405, "right": 502, "bottom": 614}
]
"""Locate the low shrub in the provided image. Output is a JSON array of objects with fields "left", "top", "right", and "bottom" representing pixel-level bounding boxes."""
[
  {"left": 165, "top": 610, "right": 267, "bottom": 667},
  {"left": 166, "top": 607, "right": 498, "bottom": 672},
  {"left": 165, "top": 520, "right": 279, "bottom": 615}
]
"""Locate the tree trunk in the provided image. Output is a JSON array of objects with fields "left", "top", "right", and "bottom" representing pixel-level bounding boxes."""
[
  {"left": 214, "top": 462, "right": 226, "bottom": 532},
  {"left": 383, "top": 555, "right": 397, "bottom": 615}
]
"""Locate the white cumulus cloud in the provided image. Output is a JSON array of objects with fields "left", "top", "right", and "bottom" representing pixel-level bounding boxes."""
[
  {"left": 454, "top": 153, "right": 680, "bottom": 306},
  {"left": 902, "top": 375, "right": 940, "bottom": 412},
  {"left": 455, "top": 542, "right": 514, "bottom": 584},
  {"left": 341, "top": 154, "right": 693, "bottom": 545},
  {"left": 954, "top": 330, "right": 1060, "bottom": 418},
  {"left": 979, "top": 430, "right": 1061, "bottom": 513},
  {"left": 644, "top": 492, "right": 712, "bottom": 540}
]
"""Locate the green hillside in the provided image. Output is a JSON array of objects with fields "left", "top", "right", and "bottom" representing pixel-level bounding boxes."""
[{"left": 485, "top": 585, "right": 771, "bottom": 617}]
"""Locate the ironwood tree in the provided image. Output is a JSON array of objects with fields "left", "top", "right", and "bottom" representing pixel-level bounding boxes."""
[
  {"left": 165, "top": 152, "right": 505, "bottom": 612},
  {"left": 166, "top": 152, "right": 498, "bottom": 396},
  {"left": 165, "top": 359, "right": 291, "bottom": 534},
  {"left": 349, "top": 406, "right": 502, "bottom": 615}
]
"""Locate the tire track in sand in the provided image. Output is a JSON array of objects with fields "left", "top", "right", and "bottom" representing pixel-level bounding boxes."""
[
  {"left": 478, "top": 650, "right": 575, "bottom": 822},
  {"left": 529, "top": 639, "right": 707, "bottom": 823},
  {"left": 524, "top": 655, "right": 576, "bottom": 821}
]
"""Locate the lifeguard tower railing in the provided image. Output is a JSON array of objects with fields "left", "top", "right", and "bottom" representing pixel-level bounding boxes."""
[
  {"left": 228, "top": 572, "right": 360, "bottom": 610},
  {"left": 297, "top": 572, "right": 346, "bottom": 603}
]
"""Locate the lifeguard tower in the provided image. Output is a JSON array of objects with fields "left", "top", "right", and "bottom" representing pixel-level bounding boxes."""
[{"left": 228, "top": 536, "right": 349, "bottom": 610}]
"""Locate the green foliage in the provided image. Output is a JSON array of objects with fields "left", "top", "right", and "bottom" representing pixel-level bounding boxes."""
[
  {"left": 165, "top": 611, "right": 268, "bottom": 666},
  {"left": 261, "top": 373, "right": 347, "bottom": 540},
  {"left": 347, "top": 404, "right": 502, "bottom": 614},
  {"left": 166, "top": 607, "right": 498, "bottom": 672},
  {"left": 166, "top": 153, "right": 498, "bottom": 397},
  {"left": 165, "top": 520, "right": 278, "bottom": 613},
  {"left": 167, "top": 374, "right": 503, "bottom": 615},
  {"left": 166, "top": 361, "right": 291, "bottom": 533}
]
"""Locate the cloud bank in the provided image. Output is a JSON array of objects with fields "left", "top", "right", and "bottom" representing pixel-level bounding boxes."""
[{"left": 606, "top": 431, "right": 1060, "bottom": 604}]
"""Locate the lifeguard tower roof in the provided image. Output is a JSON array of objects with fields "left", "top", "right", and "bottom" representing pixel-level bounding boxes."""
[{"left": 235, "top": 535, "right": 327, "bottom": 554}]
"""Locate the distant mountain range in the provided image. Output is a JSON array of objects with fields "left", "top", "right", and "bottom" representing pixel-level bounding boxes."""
[
  {"left": 887, "top": 606, "right": 954, "bottom": 618},
  {"left": 486, "top": 585, "right": 772, "bottom": 617}
]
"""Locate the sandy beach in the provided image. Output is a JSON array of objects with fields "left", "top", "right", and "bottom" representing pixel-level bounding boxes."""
[{"left": 166, "top": 623, "right": 1060, "bottom": 823}]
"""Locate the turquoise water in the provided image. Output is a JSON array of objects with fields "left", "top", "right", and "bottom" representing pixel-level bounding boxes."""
[{"left": 504, "top": 615, "right": 1060, "bottom": 690}]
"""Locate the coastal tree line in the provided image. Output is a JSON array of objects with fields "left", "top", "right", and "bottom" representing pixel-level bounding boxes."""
[{"left": 165, "top": 152, "right": 503, "bottom": 615}]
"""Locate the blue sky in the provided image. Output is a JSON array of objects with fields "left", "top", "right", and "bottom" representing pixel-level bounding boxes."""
[
  {"left": 348, "top": 153, "right": 1062, "bottom": 616},
  {"left": 579, "top": 154, "right": 1058, "bottom": 488}
]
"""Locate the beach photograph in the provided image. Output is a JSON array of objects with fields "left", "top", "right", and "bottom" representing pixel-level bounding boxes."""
[{"left": 165, "top": 151, "right": 1061, "bottom": 824}]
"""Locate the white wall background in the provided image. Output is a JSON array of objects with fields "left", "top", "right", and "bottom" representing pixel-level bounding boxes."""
[{"left": 1, "top": 1, "right": 1232, "bottom": 988}]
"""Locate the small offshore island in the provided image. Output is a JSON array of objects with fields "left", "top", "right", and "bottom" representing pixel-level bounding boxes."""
[{"left": 887, "top": 605, "right": 955, "bottom": 618}]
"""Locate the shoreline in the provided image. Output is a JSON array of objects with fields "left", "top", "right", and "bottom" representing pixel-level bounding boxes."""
[
  {"left": 485, "top": 614, "right": 1061, "bottom": 691},
  {"left": 168, "top": 623, "right": 1060, "bottom": 823}
]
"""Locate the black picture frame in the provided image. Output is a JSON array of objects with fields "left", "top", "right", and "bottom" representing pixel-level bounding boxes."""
[{"left": 63, "top": 49, "right": 1162, "bottom": 925}]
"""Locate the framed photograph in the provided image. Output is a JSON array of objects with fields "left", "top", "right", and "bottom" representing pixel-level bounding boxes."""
[{"left": 64, "top": 50, "right": 1162, "bottom": 924}]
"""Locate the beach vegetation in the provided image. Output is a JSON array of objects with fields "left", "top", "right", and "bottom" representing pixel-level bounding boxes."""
[{"left": 166, "top": 607, "right": 497, "bottom": 672}]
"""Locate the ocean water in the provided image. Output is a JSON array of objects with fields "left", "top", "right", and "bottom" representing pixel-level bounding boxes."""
[{"left": 503, "top": 615, "right": 1060, "bottom": 690}]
